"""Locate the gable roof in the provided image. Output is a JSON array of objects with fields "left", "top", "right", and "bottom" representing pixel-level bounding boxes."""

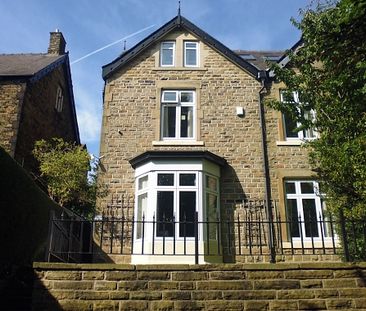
[
  {"left": 0, "top": 52, "right": 80, "bottom": 144},
  {"left": 102, "top": 15, "right": 261, "bottom": 80},
  {"left": 0, "top": 54, "right": 65, "bottom": 80}
]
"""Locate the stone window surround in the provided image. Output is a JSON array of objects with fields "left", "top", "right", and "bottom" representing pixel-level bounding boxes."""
[{"left": 153, "top": 80, "right": 204, "bottom": 145}]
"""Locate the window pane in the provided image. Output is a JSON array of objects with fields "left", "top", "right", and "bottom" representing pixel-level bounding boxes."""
[
  {"left": 138, "top": 176, "right": 148, "bottom": 190},
  {"left": 136, "top": 193, "right": 148, "bottom": 239},
  {"left": 283, "top": 112, "right": 299, "bottom": 138},
  {"left": 157, "top": 191, "right": 174, "bottom": 237},
  {"left": 206, "top": 175, "right": 218, "bottom": 192},
  {"left": 157, "top": 173, "right": 174, "bottom": 186},
  {"left": 285, "top": 182, "right": 296, "bottom": 194},
  {"left": 161, "top": 42, "right": 174, "bottom": 66},
  {"left": 179, "top": 191, "right": 196, "bottom": 237},
  {"left": 303, "top": 199, "right": 319, "bottom": 237},
  {"left": 300, "top": 182, "right": 314, "bottom": 194},
  {"left": 179, "top": 174, "right": 196, "bottom": 186},
  {"left": 180, "top": 91, "right": 194, "bottom": 102},
  {"left": 185, "top": 49, "right": 197, "bottom": 66},
  {"left": 162, "top": 106, "right": 176, "bottom": 137},
  {"left": 286, "top": 199, "right": 300, "bottom": 238},
  {"left": 163, "top": 91, "right": 177, "bottom": 102},
  {"left": 180, "top": 106, "right": 193, "bottom": 138}
]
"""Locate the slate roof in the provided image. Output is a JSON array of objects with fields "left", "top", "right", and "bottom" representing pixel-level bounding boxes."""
[
  {"left": 0, "top": 53, "right": 64, "bottom": 77},
  {"left": 102, "top": 15, "right": 261, "bottom": 80},
  {"left": 234, "top": 50, "right": 285, "bottom": 71}
]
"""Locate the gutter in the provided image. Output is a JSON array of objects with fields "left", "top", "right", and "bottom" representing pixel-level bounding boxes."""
[{"left": 258, "top": 70, "right": 275, "bottom": 263}]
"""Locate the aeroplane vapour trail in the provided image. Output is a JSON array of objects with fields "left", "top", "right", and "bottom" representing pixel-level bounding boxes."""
[{"left": 71, "top": 24, "right": 155, "bottom": 65}]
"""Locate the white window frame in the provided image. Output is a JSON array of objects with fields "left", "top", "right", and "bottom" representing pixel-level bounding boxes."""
[
  {"left": 184, "top": 41, "right": 199, "bottom": 67},
  {"left": 55, "top": 85, "right": 63, "bottom": 112},
  {"left": 280, "top": 91, "right": 317, "bottom": 141},
  {"left": 160, "top": 41, "right": 175, "bottom": 67},
  {"left": 160, "top": 90, "right": 196, "bottom": 140},
  {"left": 154, "top": 171, "right": 198, "bottom": 240},
  {"left": 284, "top": 180, "right": 331, "bottom": 240}
]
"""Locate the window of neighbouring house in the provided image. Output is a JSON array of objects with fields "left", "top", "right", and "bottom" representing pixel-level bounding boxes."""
[
  {"left": 184, "top": 41, "right": 199, "bottom": 67},
  {"left": 284, "top": 180, "right": 330, "bottom": 240},
  {"left": 55, "top": 85, "right": 64, "bottom": 112},
  {"left": 161, "top": 90, "right": 195, "bottom": 140},
  {"left": 160, "top": 41, "right": 175, "bottom": 66},
  {"left": 280, "top": 91, "right": 316, "bottom": 140}
]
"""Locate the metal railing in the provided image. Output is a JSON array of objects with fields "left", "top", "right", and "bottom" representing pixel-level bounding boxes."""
[{"left": 46, "top": 211, "right": 366, "bottom": 263}]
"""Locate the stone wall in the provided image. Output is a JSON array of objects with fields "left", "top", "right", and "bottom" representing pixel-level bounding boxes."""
[
  {"left": 33, "top": 262, "right": 366, "bottom": 310},
  {"left": 99, "top": 30, "right": 265, "bottom": 217},
  {"left": 0, "top": 81, "right": 26, "bottom": 156},
  {"left": 263, "top": 81, "right": 314, "bottom": 218},
  {"left": 14, "top": 64, "right": 78, "bottom": 172}
]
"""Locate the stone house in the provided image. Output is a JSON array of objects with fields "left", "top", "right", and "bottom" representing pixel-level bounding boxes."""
[
  {"left": 0, "top": 31, "right": 80, "bottom": 175},
  {"left": 98, "top": 15, "right": 331, "bottom": 264}
]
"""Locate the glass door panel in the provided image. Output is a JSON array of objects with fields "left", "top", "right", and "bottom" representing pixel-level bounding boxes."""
[{"left": 157, "top": 191, "right": 174, "bottom": 237}]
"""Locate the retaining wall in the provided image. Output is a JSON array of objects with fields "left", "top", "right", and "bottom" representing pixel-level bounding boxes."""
[{"left": 32, "top": 262, "right": 366, "bottom": 310}]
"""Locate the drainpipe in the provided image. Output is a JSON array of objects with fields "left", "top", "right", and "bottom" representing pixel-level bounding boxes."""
[{"left": 258, "top": 70, "right": 276, "bottom": 263}]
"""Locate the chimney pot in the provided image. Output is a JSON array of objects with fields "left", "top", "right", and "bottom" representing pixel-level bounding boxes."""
[{"left": 48, "top": 31, "right": 66, "bottom": 55}]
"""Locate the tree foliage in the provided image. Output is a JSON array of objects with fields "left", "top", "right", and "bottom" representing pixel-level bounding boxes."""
[
  {"left": 33, "top": 138, "right": 105, "bottom": 217},
  {"left": 268, "top": 0, "right": 366, "bottom": 220}
]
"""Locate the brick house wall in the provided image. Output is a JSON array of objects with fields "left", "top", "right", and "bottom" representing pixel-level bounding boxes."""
[
  {"left": 0, "top": 31, "right": 79, "bottom": 174},
  {"left": 14, "top": 64, "right": 78, "bottom": 172},
  {"left": 264, "top": 81, "right": 314, "bottom": 220},
  {"left": 99, "top": 30, "right": 265, "bottom": 218},
  {"left": 0, "top": 81, "right": 26, "bottom": 156}
]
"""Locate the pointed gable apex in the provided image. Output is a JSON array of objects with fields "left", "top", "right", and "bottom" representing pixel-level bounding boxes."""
[{"left": 102, "top": 15, "right": 260, "bottom": 80}]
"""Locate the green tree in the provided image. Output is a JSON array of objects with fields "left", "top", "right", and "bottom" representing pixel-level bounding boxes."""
[
  {"left": 267, "top": 0, "right": 366, "bottom": 259},
  {"left": 33, "top": 138, "right": 105, "bottom": 217}
]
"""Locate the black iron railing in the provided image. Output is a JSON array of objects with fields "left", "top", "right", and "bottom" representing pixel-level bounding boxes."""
[{"left": 46, "top": 211, "right": 366, "bottom": 263}]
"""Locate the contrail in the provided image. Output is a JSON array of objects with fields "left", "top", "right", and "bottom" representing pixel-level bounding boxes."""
[{"left": 71, "top": 24, "right": 155, "bottom": 65}]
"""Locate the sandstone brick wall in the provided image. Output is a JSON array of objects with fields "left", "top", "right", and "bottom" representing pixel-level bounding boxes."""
[
  {"left": 0, "top": 81, "right": 26, "bottom": 156},
  {"left": 14, "top": 64, "right": 78, "bottom": 172},
  {"left": 99, "top": 31, "right": 265, "bottom": 217},
  {"left": 264, "top": 81, "right": 313, "bottom": 217},
  {"left": 32, "top": 262, "right": 366, "bottom": 310}
]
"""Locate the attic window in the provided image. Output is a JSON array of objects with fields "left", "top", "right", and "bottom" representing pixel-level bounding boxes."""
[
  {"left": 55, "top": 85, "right": 64, "bottom": 112},
  {"left": 184, "top": 41, "right": 199, "bottom": 67},
  {"left": 160, "top": 41, "right": 175, "bottom": 66},
  {"left": 239, "top": 54, "right": 256, "bottom": 60}
]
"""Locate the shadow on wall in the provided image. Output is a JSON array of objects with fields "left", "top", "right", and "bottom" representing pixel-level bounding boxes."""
[{"left": 220, "top": 164, "right": 247, "bottom": 263}]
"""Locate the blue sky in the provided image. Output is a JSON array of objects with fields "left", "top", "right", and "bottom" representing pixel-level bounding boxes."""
[{"left": 0, "top": 0, "right": 310, "bottom": 157}]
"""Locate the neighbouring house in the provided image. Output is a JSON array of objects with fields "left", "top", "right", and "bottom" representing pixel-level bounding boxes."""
[
  {"left": 0, "top": 31, "right": 80, "bottom": 176},
  {"left": 96, "top": 14, "right": 335, "bottom": 264}
]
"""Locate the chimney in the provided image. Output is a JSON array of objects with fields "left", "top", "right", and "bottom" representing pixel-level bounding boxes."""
[{"left": 47, "top": 29, "right": 66, "bottom": 55}]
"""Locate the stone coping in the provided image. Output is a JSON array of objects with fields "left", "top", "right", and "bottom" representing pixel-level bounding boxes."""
[{"left": 33, "top": 262, "right": 366, "bottom": 271}]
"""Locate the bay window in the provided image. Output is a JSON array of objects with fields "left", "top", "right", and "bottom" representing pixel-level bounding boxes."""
[{"left": 130, "top": 151, "right": 226, "bottom": 264}]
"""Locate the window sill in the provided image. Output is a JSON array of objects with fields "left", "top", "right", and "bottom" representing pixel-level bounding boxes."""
[
  {"left": 276, "top": 140, "right": 303, "bottom": 146},
  {"left": 152, "top": 140, "right": 205, "bottom": 146},
  {"left": 153, "top": 67, "right": 207, "bottom": 71}
]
